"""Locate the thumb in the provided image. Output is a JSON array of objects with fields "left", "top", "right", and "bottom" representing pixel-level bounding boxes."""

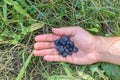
[{"left": 52, "top": 26, "right": 81, "bottom": 36}]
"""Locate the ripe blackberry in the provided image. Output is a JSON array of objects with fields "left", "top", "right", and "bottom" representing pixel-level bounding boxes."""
[
  {"left": 54, "top": 36, "right": 78, "bottom": 57},
  {"left": 54, "top": 40, "right": 60, "bottom": 45},
  {"left": 56, "top": 46, "right": 64, "bottom": 53},
  {"left": 64, "top": 48, "right": 69, "bottom": 54},
  {"left": 73, "top": 47, "right": 78, "bottom": 53},
  {"left": 62, "top": 52, "right": 68, "bottom": 57},
  {"left": 62, "top": 36, "right": 69, "bottom": 41},
  {"left": 61, "top": 41, "right": 66, "bottom": 46},
  {"left": 68, "top": 41, "right": 74, "bottom": 47}
]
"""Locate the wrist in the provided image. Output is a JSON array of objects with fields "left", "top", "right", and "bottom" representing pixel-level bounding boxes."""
[
  {"left": 95, "top": 36, "right": 120, "bottom": 63},
  {"left": 95, "top": 36, "right": 107, "bottom": 62}
]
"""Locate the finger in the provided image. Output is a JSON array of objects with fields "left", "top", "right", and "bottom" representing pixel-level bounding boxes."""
[
  {"left": 33, "top": 48, "right": 58, "bottom": 56},
  {"left": 43, "top": 55, "right": 68, "bottom": 62},
  {"left": 34, "top": 42, "right": 55, "bottom": 50},
  {"left": 52, "top": 27, "right": 82, "bottom": 36},
  {"left": 35, "top": 34, "right": 60, "bottom": 42}
]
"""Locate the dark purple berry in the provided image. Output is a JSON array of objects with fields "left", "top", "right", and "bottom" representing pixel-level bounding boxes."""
[
  {"left": 61, "top": 41, "right": 66, "bottom": 46},
  {"left": 62, "top": 36, "right": 69, "bottom": 41},
  {"left": 73, "top": 47, "right": 78, "bottom": 53},
  {"left": 69, "top": 41, "right": 74, "bottom": 47},
  {"left": 68, "top": 52, "right": 72, "bottom": 55},
  {"left": 56, "top": 46, "right": 64, "bottom": 53},
  {"left": 54, "top": 40, "right": 60, "bottom": 45},
  {"left": 69, "top": 47, "right": 73, "bottom": 51},
  {"left": 62, "top": 52, "right": 67, "bottom": 57},
  {"left": 59, "top": 39, "right": 64, "bottom": 44},
  {"left": 56, "top": 46, "right": 61, "bottom": 51},
  {"left": 66, "top": 45, "right": 70, "bottom": 48},
  {"left": 64, "top": 48, "right": 69, "bottom": 54}
]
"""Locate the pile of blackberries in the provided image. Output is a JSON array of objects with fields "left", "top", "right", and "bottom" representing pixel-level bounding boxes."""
[{"left": 54, "top": 36, "right": 78, "bottom": 57}]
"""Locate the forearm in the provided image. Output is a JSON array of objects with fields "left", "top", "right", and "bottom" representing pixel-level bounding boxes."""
[{"left": 96, "top": 36, "right": 120, "bottom": 65}]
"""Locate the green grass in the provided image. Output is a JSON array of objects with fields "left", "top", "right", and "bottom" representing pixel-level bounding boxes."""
[{"left": 0, "top": 0, "right": 120, "bottom": 80}]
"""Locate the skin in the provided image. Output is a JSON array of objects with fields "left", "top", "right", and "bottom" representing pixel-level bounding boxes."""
[{"left": 33, "top": 27, "right": 120, "bottom": 65}]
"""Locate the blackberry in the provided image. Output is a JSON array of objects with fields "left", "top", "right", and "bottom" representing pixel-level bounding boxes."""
[
  {"left": 73, "top": 47, "right": 78, "bottom": 53},
  {"left": 62, "top": 52, "right": 68, "bottom": 57},
  {"left": 64, "top": 48, "right": 69, "bottom": 54},
  {"left": 54, "top": 40, "right": 60, "bottom": 46},
  {"left": 69, "top": 47, "right": 73, "bottom": 52},
  {"left": 68, "top": 51, "right": 72, "bottom": 55},
  {"left": 62, "top": 36, "right": 69, "bottom": 41},
  {"left": 68, "top": 41, "right": 74, "bottom": 47},
  {"left": 54, "top": 36, "right": 78, "bottom": 57},
  {"left": 56, "top": 46, "right": 64, "bottom": 53},
  {"left": 59, "top": 39, "right": 64, "bottom": 44},
  {"left": 61, "top": 41, "right": 66, "bottom": 46},
  {"left": 66, "top": 45, "right": 70, "bottom": 48}
]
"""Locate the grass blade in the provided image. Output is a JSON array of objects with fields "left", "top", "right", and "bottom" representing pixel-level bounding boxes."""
[
  {"left": 16, "top": 52, "right": 33, "bottom": 80},
  {"left": 28, "top": 22, "right": 45, "bottom": 32},
  {"left": 102, "top": 63, "right": 120, "bottom": 80},
  {"left": 4, "top": 0, "right": 30, "bottom": 18},
  {"left": 48, "top": 75, "right": 70, "bottom": 80},
  {"left": 3, "top": 3, "right": 7, "bottom": 20},
  {"left": 61, "top": 62, "right": 73, "bottom": 78}
]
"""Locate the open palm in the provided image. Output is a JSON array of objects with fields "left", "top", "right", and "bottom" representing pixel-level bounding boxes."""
[{"left": 34, "top": 27, "right": 98, "bottom": 65}]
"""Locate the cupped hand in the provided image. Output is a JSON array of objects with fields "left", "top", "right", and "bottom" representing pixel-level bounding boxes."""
[{"left": 33, "top": 27, "right": 99, "bottom": 65}]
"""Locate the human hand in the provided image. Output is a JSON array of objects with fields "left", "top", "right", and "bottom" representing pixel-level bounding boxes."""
[{"left": 33, "top": 27, "right": 99, "bottom": 65}]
